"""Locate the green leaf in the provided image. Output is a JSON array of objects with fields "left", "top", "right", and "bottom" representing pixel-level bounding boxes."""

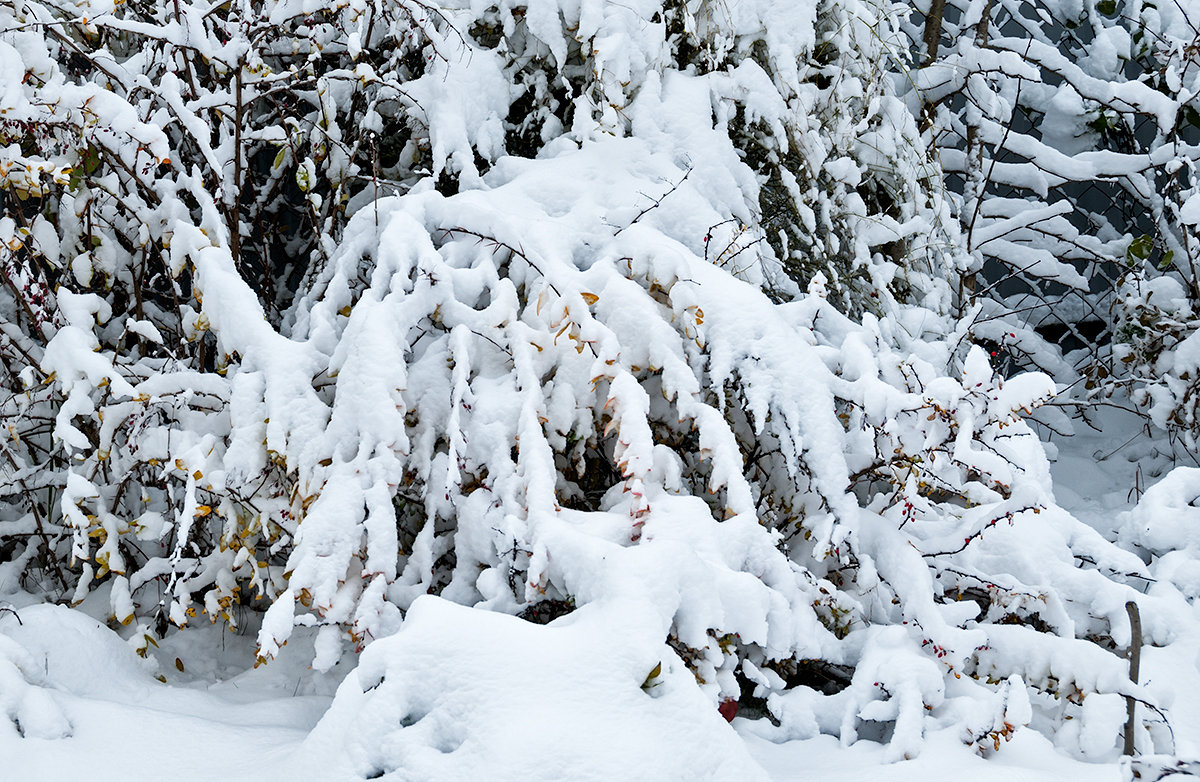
[
  {"left": 1127, "top": 234, "right": 1154, "bottom": 266},
  {"left": 82, "top": 145, "right": 101, "bottom": 175},
  {"left": 1096, "top": 0, "right": 1117, "bottom": 16},
  {"left": 1158, "top": 250, "right": 1175, "bottom": 271}
]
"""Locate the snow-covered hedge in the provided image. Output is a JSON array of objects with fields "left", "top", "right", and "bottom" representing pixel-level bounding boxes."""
[
  {"left": 903, "top": 0, "right": 1200, "bottom": 441},
  {"left": 0, "top": 0, "right": 1192, "bottom": 764}
]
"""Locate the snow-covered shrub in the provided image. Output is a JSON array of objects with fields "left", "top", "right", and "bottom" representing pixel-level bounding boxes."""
[
  {"left": 730, "top": 0, "right": 962, "bottom": 316},
  {"left": 0, "top": 0, "right": 1185, "bottom": 764},
  {"left": 1098, "top": 3, "right": 1200, "bottom": 446},
  {"left": 1111, "top": 274, "right": 1200, "bottom": 440},
  {"left": 902, "top": 0, "right": 1200, "bottom": 384}
]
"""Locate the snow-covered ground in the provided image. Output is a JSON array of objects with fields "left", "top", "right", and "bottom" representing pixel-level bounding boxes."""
[
  {"left": 1, "top": 599, "right": 1126, "bottom": 782},
  {"left": 0, "top": 407, "right": 1194, "bottom": 781}
]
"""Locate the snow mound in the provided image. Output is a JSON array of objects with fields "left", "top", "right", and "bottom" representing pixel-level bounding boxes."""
[
  {"left": 0, "top": 604, "right": 157, "bottom": 700},
  {"left": 305, "top": 595, "right": 768, "bottom": 781},
  {"left": 0, "top": 603, "right": 166, "bottom": 740},
  {"left": 0, "top": 607, "right": 78, "bottom": 739},
  {"left": 1120, "top": 467, "right": 1200, "bottom": 599},
  {"left": 0, "top": 638, "right": 70, "bottom": 739}
]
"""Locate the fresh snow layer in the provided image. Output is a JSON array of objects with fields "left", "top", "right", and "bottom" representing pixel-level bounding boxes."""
[
  {"left": 304, "top": 595, "right": 769, "bottom": 781},
  {"left": 0, "top": 603, "right": 332, "bottom": 782},
  {"left": 0, "top": 591, "right": 1152, "bottom": 782},
  {"left": 744, "top": 729, "right": 1122, "bottom": 782}
]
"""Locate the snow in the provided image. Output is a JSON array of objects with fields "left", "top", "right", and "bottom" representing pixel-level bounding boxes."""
[
  {"left": 0, "top": 602, "right": 336, "bottom": 782},
  {"left": 7, "top": 0, "right": 1200, "bottom": 777},
  {"left": 1, "top": 405, "right": 1198, "bottom": 780},
  {"left": 745, "top": 729, "right": 1123, "bottom": 782},
  {"left": 306, "top": 596, "right": 769, "bottom": 781}
]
